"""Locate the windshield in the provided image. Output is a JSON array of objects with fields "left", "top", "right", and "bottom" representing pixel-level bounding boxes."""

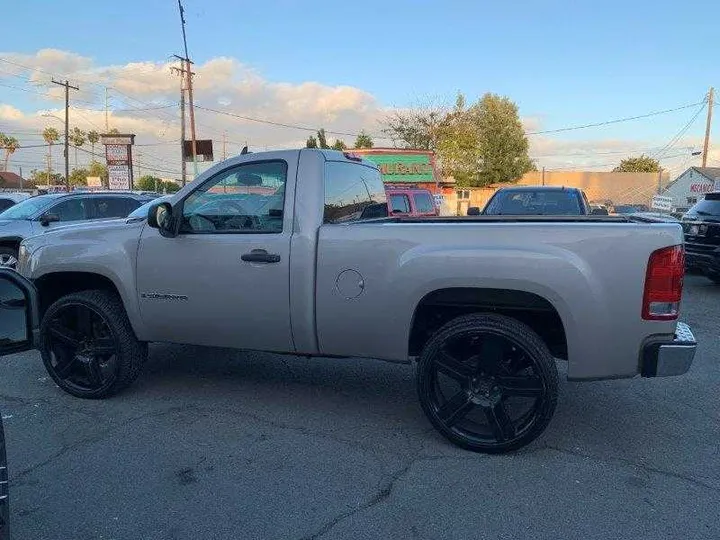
[
  {"left": 685, "top": 197, "right": 720, "bottom": 219},
  {"left": 484, "top": 190, "right": 581, "bottom": 215},
  {"left": 128, "top": 196, "right": 172, "bottom": 219},
  {"left": 0, "top": 195, "right": 57, "bottom": 220}
]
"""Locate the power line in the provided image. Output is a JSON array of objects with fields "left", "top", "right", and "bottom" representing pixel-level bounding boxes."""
[
  {"left": 526, "top": 101, "right": 705, "bottom": 135},
  {"left": 650, "top": 103, "right": 707, "bottom": 161}
]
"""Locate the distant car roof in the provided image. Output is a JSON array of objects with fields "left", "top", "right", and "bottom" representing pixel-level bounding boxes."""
[
  {"left": 0, "top": 192, "right": 32, "bottom": 202},
  {"left": 494, "top": 186, "right": 580, "bottom": 192}
]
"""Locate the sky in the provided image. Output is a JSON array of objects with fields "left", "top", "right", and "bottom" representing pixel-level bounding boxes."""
[{"left": 1, "top": 0, "right": 719, "bottom": 179}]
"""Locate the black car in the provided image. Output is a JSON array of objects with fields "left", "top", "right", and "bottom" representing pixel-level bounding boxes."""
[
  {"left": 682, "top": 192, "right": 720, "bottom": 282},
  {"left": 473, "top": 186, "right": 608, "bottom": 216}
]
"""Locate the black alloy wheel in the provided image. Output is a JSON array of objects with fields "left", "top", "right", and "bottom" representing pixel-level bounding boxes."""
[
  {"left": 40, "top": 290, "right": 147, "bottom": 399},
  {"left": 417, "top": 313, "right": 559, "bottom": 454}
]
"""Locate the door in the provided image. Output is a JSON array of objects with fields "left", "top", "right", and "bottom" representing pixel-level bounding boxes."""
[
  {"left": 411, "top": 191, "right": 438, "bottom": 216},
  {"left": 88, "top": 196, "right": 143, "bottom": 220},
  {"left": 0, "top": 268, "right": 39, "bottom": 357},
  {"left": 136, "top": 159, "right": 296, "bottom": 352},
  {"left": 40, "top": 196, "right": 92, "bottom": 231}
]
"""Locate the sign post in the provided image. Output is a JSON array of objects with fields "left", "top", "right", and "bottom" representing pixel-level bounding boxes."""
[{"left": 101, "top": 134, "right": 135, "bottom": 190}]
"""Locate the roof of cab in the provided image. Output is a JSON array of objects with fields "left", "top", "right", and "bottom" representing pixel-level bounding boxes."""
[{"left": 495, "top": 185, "right": 580, "bottom": 192}]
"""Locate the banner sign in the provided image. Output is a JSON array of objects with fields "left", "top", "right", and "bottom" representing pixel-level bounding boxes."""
[
  {"left": 361, "top": 152, "right": 435, "bottom": 183},
  {"left": 101, "top": 134, "right": 135, "bottom": 190}
]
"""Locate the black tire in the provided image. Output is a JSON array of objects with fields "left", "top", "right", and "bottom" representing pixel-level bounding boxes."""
[
  {"left": 39, "top": 290, "right": 147, "bottom": 399},
  {"left": 0, "top": 246, "right": 18, "bottom": 269},
  {"left": 417, "top": 313, "right": 559, "bottom": 454}
]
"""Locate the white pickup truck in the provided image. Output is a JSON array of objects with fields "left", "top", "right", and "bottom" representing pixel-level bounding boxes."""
[{"left": 0, "top": 149, "right": 696, "bottom": 453}]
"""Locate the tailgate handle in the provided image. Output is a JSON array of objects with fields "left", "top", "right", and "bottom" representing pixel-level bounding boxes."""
[{"left": 241, "top": 249, "right": 281, "bottom": 264}]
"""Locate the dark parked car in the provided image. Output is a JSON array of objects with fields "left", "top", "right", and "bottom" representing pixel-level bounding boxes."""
[
  {"left": 682, "top": 192, "right": 720, "bottom": 282},
  {"left": 471, "top": 186, "right": 607, "bottom": 216},
  {"left": 0, "top": 191, "right": 157, "bottom": 268}
]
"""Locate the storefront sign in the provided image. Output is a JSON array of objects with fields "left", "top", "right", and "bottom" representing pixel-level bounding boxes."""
[
  {"left": 689, "top": 182, "right": 714, "bottom": 193},
  {"left": 101, "top": 133, "right": 135, "bottom": 190},
  {"left": 362, "top": 153, "right": 435, "bottom": 183}
]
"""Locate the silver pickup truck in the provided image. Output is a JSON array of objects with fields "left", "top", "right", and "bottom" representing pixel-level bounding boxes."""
[{"left": 0, "top": 149, "right": 697, "bottom": 453}]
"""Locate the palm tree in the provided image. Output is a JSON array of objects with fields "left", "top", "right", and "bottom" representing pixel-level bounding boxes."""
[
  {"left": 70, "top": 127, "right": 86, "bottom": 167},
  {"left": 87, "top": 130, "right": 99, "bottom": 157},
  {"left": 43, "top": 127, "right": 60, "bottom": 178},
  {"left": 0, "top": 134, "right": 19, "bottom": 172}
]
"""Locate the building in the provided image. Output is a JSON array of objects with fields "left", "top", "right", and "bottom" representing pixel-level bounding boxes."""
[
  {"left": 348, "top": 148, "right": 457, "bottom": 215},
  {"left": 660, "top": 167, "right": 720, "bottom": 213},
  {"left": 0, "top": 171, "right": 29, "bottom": 191},
  {"left": 455, "top": 170, "right": 668, "bottom": 215}
]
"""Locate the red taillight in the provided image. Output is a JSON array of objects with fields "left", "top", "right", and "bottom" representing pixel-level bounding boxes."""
[{"left": 642, "top": 245, "right": 684, "bottom": 320}]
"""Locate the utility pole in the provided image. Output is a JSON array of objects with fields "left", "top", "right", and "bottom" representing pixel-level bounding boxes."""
[
  {"left": 170, "top": 60, "right": 188, "bottom": 186},
  {"left": 542, "top": 166, "right": 546, "bottom": 186},
  {"left": 46, "top": 153, "right": 51, "bottom": 186},
  {"left": 104, "top": 87, "right": 109, "bottom": 132},
  {"left": 702, "top": 87, "right": 714, "bottom": 168},
  {"left": 222, "top": 131, "right": 227, "bottom": 160},
  {"left": 52, "top": 79, "right": 79, "bottom": 190},
  {"left": 177, "top": 0, "right": 198, "bottom": 177}
]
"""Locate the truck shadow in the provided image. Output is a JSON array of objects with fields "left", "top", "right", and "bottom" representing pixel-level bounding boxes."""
[{"left": 133, "top": 344, "right": 718, "bottom": 475}]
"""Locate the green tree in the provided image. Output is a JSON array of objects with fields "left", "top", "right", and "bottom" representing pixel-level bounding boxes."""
[
  {"left": 87, "top": 160, "right": 109, "bottom": 187},
  {"left": 353, "top": 131, "right": 373, "bottom": 149},
  {"left": 437, "top": 93, "right": 533, "bottom": 187},
  {"left": 331, "top": 139, "right": 347, "bottom": 151},
  {"left": 0, "top": 134, "right": 19, "bottom": 172},
  {"left": 136, "top": 174, "right": 162, "bottom": 192},
  {"left": 69, "top": 167, "right": 89, "bottom": 186},
  {"left": 87, "top": 130, "right": 100, "bottom": 156},
  {"left": 306, "top": 135, "right": 318, "bottom": 148},
  {"left": 162, "top": 180, "right": 180, "bottom": 193},
  {"left": 69, "top": 127, "right": 86, "bottom": 167},
  {"left": 30, "top": 169, "right": 63, "bottom": 185},
  {"left": 317, "top": 128, "right": 329, "bottom": 149},
  {"left": 612, "top": 155, "right": 661, "bottom": 173},
  {"left": 42, "top": 127, "right": 60, "bottom": 177}
]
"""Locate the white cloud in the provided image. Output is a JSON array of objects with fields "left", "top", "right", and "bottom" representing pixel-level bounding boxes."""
[{"left": 1, "top": 48, "right": 715, "bottom": 178}]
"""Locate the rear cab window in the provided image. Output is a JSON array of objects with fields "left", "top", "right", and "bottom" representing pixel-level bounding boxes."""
[
  {"left": 485, "top": 190, "right": 582, "bottom": 215},
  {"left": 323, "top": 160, "right": 388, "bottom": 223},
  {"left": 685, "top": 194, "right": 720, "bottom": 220}
]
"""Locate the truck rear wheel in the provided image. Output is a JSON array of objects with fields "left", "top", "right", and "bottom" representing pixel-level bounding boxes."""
[
  {"left": 416, "top": 313, "right": 559, "bottom": 454},
  {"left": 39, "top": 290, "right": 147, "bottom": 399}
]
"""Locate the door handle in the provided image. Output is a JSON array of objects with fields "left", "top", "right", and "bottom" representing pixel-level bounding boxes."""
[{"left": 241, "top": 249, "right": 281, "bottom": 263}]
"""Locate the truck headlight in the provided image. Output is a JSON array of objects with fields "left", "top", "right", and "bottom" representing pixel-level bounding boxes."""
[{"left": 17, "top": 243, "right": 29, "bottom": 272}]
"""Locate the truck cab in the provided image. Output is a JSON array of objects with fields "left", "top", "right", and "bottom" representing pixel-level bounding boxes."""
[{"left": 386, "top": 187, "right": 439, "bottom": 217}]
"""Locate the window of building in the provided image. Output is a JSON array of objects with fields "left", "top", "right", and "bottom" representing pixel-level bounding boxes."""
[
  {"left": 687, "top": 197, "right": 698, "bottom": 205},
  {"left": 457, "top": 190, "right": 470, "bottom": 200}
]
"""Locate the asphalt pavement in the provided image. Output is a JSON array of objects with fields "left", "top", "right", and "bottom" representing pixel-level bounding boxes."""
[{"left": 1, "top": 275, "right": 718, "bottom": 540}]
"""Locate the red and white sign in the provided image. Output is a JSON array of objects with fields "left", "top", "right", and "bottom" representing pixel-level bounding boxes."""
[{"left": 689, "top": 182, "right": 714, "bottom": 193}]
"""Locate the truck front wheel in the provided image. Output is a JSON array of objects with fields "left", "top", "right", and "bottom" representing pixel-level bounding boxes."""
[
  {"left": 416, "top": 313, "right": 559, "bottom": 454},
  {"left": 39, "top": 290, "right": 147, "bottom": 399}
]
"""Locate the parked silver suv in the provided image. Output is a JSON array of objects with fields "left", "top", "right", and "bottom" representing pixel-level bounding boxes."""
[{"left": 0, "top": 191, "right": 156, "bottom": 267}]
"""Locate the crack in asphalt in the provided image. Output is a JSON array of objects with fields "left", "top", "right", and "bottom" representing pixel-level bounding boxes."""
[
  {"left": 10, "top": 404, "right": 198, "bottom": 487},
  {"left": 543, "top": 445, "right": 720, "bottom": 493},
  {"left": 297, "top": 453, "right": 491, "bottom": 540},
  {"left": 298, "top": 461, "right": 416, "bottom": 540}
]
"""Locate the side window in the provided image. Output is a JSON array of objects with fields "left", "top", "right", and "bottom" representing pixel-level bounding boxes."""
[
  {"left": 50, "top": 198, "right": 89, "bottom": 221},
  {"left": 389, "top": 194, "right": 410, "bottom": 214},
  {"left": 92, "top": 197, "right": 136, "bottom": 219},
  {"left": 414, "top": 192, "right": 435, "bottom": 213},
  {"left": 180, "top": 160, "right": 287, "bottom": 234},
  {"left": 324, "top": 162, "right": 388, "bottom": 223},
  {"left": 0, "top": 199, "right": 15, "bottom": 213}
]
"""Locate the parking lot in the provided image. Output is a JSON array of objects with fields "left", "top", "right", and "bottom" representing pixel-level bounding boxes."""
[{"left": 0, "top": 275, "right": 717, "bottom": 540}]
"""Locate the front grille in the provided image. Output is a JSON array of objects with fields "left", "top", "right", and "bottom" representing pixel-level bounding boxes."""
[{"left": 685, "top": 241, "right": 717, "bottom": 254}]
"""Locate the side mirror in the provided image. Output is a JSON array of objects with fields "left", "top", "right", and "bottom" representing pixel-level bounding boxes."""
[
  {"left": 147, "top": 202, "right": 176, "bottom": 237},
  {"left": 467, "top": 207, "right": 481, "bottom": 216},
  {"left": 39, "top": 213, "right": 59, "bottom": 227},
  {"left": 591, "top": 208, "right": 609, "bottom": 216}
]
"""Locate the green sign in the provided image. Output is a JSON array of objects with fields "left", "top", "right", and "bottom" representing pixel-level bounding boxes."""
[{"left": 362, "top": 153, "right": 435, "bottom": 183}]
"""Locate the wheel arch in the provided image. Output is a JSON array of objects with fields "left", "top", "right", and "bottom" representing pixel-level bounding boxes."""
[
  {"left": 34, "top": 271, "right": 145, "bottom": 339},
  {"left": 408, "top": 287, "right": 569, "bottom": 360}
]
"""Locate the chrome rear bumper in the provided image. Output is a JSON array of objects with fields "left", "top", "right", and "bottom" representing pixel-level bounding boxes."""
[{"left": 641, "top": 322, "right": 697, "bottom": 377}]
